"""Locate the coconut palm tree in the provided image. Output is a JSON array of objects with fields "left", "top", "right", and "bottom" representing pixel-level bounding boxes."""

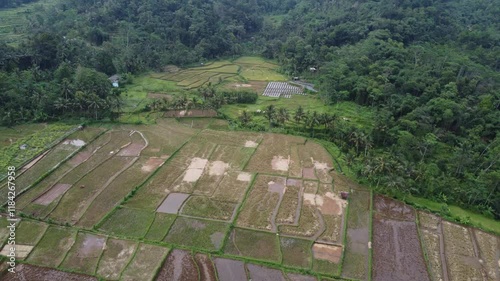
[
  {"left": 294, "top": 105, "right": 305, "bottom": 125},
  {"left": 239, "top": 110, "right": 252, "bottom": 126},
  {"left": 276, "top": 107, "right": 290, "bottom": 127},
  {"left": 264, "top": 104, "right": 276, "bottom": 128}
]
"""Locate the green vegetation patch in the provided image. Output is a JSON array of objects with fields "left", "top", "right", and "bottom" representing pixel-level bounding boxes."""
[
  {"left": 99, "top": 207, "right": 155, "bottom": 239},
  {"left": 280, "top": 236, "right": 312, "bottom": 269},
  {"left": 27, "top": 226, "right": 76, "bottom": 267},
  {"left": 15, "top": 219, "right": 48, "bottom": 245},
  {"left": 181, "top": 196, "right": 236, "bottom": 221},
  {"left": 224, "top": 228, "right": 281, "bottom": 262},
  {"left": 164, "top": 216, "right": 229, "bottom": 251},
  {"left": 145, "top": 213, "right": 177, "bottom": 241}
]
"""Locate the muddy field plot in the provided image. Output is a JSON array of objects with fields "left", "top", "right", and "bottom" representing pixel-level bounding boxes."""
[
  {"left": 297, "top": 141, "right": 334, "bottom": 183},
  {"left": 224, "top": 228, "right": 281, "bottom": 262},
  {"left": 214, "top": 258, "right": 248, "bottom": 281},
  {"left": 236, "top": 174, "right": 285, "bottom": 231},
  {"left": 99, "top": 207, "right": 155, "bottom": 238},
  {"left": 164, "top": 217, "right": 229, "bottom": 250},
  {"left": 474, "top": 230, "right": 499, "bottom": 281},
  {"left": 60, "top": 233, "right": 106, "bottom": 275},
  {"left": 442, "top": 221, "right": 483, "bottom": 281},
  {"left": 156, "top": 249, "right": 199, "bottom": 281},
  {"left": 27, "top": 226, "right": 76, "bottom": 267},
  {"left": 77, "top": 156, "right": 158, "bottom": 228},
  {"left": 280, "top": 237, "right": 312, "bottom": 268},
  {"left": 181, "top": 196, "right": 237, "bottom": 221},
  {"left": 312, "top": 243, "right": 343, "bottom": 275},
  {"left": 211, "top": 171, "right": 253, "bottom": 202},
  {"left": 1, "top": 264, "right": 98, "bottom": 281},
  {"left": 417, "top": 211, "right": 446, "bottom": 281},
  {"left": 245, "top": 134, "right": 305, "bottom": 175},
  {"left": 341, "top": 190, "right": 371, "bottom": 281},
  {"left": 120, "top": 243, "right": 169, "bottom": 281},
  {"left": 246, "top": 263, "right": 287, "bottom": 281},
  {"left": 276, "top": 184, "right": 301, "bottom": 224},
  {"left": 372, "top": 196, "right": 429, "bottom": 281},
  {"left": 96, "top": 239, "right": 138, "bottom": 280}
]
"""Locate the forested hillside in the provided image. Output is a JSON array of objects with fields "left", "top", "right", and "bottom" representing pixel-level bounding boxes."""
[{"left": 0, "top": 0, "right": 498, "bottom": 219}]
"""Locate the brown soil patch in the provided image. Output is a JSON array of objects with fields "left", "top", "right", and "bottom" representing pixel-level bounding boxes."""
[
  {"left": 302, "top": 167, "right": 316, "bottom": 179},
  {"left": 2, "top": 264, "right": 97, "bottom": 281},
  {"left": 208, "top": 161, "right": 229, "bottom": 176},
  {"left": 245, "top": 140, "right": 258, "bottom": 148},
  {"left": 194, "top": 254, "right": 217, "bottom": 281},
  {"left": 117, "top": 143, "right": 144, "bottom": 156},
  {"left": 272, "top": 155, "right": 290, "bottom": 171},
  {"left": 312, "top": 243, "right": 343, "bottom": 264},
  {"left": 183, "top": 169, "right": 204, "bottom": 182},
  {"left": 141, "top": 157, "right": 164, "bottom": 173},
  {"left": 374, "top": 195, "right": 415, "bottom": 221},
  {"left": 321, "top": 192, "right": 347, "bottom": 216},
  {"left": 0, "top": 244, "right": 33, "bottom": 259},
  {"left": 34, "top": 183, "right": 72, "bottom": 205},
  {"left": 237, "top": 172, "right": 252, "bottom": 182},
  {"left": 314, "top": 161, "right": 330, "bottom": 170},
  {"left": 156, "top": 193, "right": 190, "bottom": 214},
  {"left": 188, "top": 158, "right": 209, "bottom": 169},
  {"left": 164, "top": 109, "right": 217, "bottom": 118},
  {"left": 246, "top": 263, "right": 286, "bottom": 281},
  {"left": 373, "top": 195, "right": 430, "bottom": 281},
  {"left": 214, "top": 258, "right": 247, "bottom": 281},
  {"left": 156, "top": 249, "right": 198, "bottom": 281},
  {"left": 68, "top": 151, "right": 92, "bottom": 166}
]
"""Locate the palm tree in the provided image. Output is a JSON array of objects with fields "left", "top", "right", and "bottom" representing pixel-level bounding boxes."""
[
  {"left": 305, "top": 111, "right": 319, "bottom": 137},
  {"left": 276, "top": 107, "right": 289, "bottom": 127},
  {"left": 239, "top": 110, "right": 252, "bottom": 126},
  {"left": 264, "top": 104, "right": 276, "bottom": 128},
  {"left": 294, "top": 105, "right": 305, "bottom": 125}
]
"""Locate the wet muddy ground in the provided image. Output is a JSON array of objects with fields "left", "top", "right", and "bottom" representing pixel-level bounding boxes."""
[
  {"left": 214, "top": 258, "right": 247, "bottom": 281},
  {"left": 156, "top": 193, "right": 190, "bottom": 214},
  {"left": 246, "top": 263, "right": 287, "bottom": 281},
  {"left": 373, "top": 196, "right": 429, "bottom": 281},
  {"left": 156, "top": 249, "right": 199, "bottom": 281},
  {"left": 1, "top": 264, "right": 97, "bottom": 281},
  {"left": 34, "top": 183, "right": 72, "bottom": 205},
  {"left": 194, "top": 254, "right": 217, "bottom": 281}
]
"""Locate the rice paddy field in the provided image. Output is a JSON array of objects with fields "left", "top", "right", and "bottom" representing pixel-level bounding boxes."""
[{"left": 0, "top": 118, "right": 499, "bottom": 280}]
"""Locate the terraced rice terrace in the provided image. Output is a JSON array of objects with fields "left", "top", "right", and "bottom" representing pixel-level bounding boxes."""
[{"left": 0, "top": 118, "right": 498, "bottom": 280}]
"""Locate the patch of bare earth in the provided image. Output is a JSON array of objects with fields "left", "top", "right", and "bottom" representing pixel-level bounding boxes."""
[
  {"left": 156, "top": 249, "right": 198, "bottom": 281},
  {"left": 302, "top": 167, "right": 316, "bottom": 179},
  {"left": 237, "top": 172, "right": 252, "bottom": 182},
  {"left": 141, "top": 157, "right": 164, "bottom": 173},
  {"left": 208, "top": 161, "right": 229, "bottom": 176},
  {"left": 245, "top": 140, "right": 258, "bottom": 148},
  {"left": 164, "top": 109, "right": 217, "bottom": 118},
  {"left": 321, "top": 192, "right": 347, "bottom": 216},
  {"left": 34, "top": 184, "right": 72, "bottom": 205},
  {"left": 1, "top": 264, "right": 97, "bottom": 281},
  {"left": 312, "top": 243, "right": 343, "bottom": 264},
  {"left": 0, "top": 245, "right": 33, "bottom": 259},
  {"left": 272, "top": 155, "right": 290, "bottom": 171},
  {"left": 182, "top": 157, "right": 208, "bottom": 182}
]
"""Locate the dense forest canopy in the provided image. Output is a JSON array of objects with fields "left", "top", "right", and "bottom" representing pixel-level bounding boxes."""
[{"left": 0, "top": 0, "right": 498, "bottom": 219}]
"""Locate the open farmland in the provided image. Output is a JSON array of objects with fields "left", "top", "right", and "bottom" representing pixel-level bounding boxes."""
[{"left": 1, "top": 117, "right": 499, "bottom": 280}]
